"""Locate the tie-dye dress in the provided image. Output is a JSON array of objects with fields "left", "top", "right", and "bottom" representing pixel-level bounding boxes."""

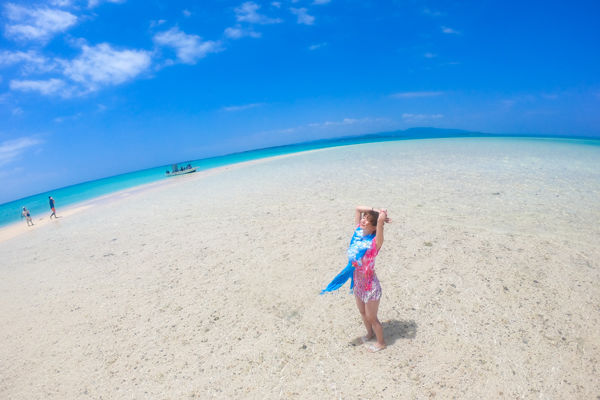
[{"left": 348, "top": 226, "right": 382, "bottom": 302}]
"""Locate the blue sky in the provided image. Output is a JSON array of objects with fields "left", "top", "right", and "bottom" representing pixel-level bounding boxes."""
[{"left": 1, "top": 0, "right": 599, "bottom": 203}]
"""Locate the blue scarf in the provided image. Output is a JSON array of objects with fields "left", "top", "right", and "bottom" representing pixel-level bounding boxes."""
[{"left": 320, "top": 227, "right": 375, "bottom": 294}]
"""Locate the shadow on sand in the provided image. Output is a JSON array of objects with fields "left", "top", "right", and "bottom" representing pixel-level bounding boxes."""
[
  {"left": 350, "top": 319, "right": 417, "bottom": 347},
  {"left": 382, "top": 319, "right": 417, "bottom": 345}
]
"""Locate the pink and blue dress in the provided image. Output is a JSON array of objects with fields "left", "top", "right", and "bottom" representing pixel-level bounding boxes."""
[{"left": 321, "top": 225, "right": 382, "bottom": 302}]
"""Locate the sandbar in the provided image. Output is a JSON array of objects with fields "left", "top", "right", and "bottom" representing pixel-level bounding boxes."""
[{"left": 1, "top": 138, "right": 599, "bottom": 399}]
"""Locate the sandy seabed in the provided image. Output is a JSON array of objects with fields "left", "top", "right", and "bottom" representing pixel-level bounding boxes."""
[{"left": 1, "top": 138, "right": 599, "bottom": 399}]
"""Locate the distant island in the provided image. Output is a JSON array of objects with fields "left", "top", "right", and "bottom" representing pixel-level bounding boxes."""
[{"left": 231, "top": 127, "right": 599, "bottom": 159}]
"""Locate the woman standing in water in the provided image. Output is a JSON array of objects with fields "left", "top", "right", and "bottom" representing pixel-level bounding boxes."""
[{"left": 321, "top": 206, "right": 390, "bottom": 352}]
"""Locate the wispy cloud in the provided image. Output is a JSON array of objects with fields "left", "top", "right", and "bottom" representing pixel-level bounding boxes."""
[
  {"left": 307, "top": 117, "right": 387, "bottom": 128},
  {"left": 402, "top": 113, "right": 443, "bottom": 121},
  {"left": 10, "top": 78, "right": 66, "bottom": 95},
  {"left": 64, "top": 43, "right": 151, "bottom": 90},
  {"left": 390, "top": 91, "right": 444, "bottom": 98},
  {"left": 423, "top": 8, "right": 443, "bottom": 17},
  {"left": 235, "top": 2, "right": 282, "bottom": 24},
  {"left": 49, "top": 0, "right": 74, "bottom": 7},
  {"left": 182, "top": 9, "right": 191, "bottom": 17},
  {"left": 222, "top": 103, "right": 264, "bottom": 112},
  {"left": 224, "top": 25, "right": 261, "bottom": 39},
  {"left": 0, "top": 50, "right": 57, "bottom": 74},
  {"left": 87, "top": 0, "right": 126, "bottom": 9},
  {"left": 313, "top": 0, "right": 331, "bottom": 4},
  {"left": 308, "top": 118, "right": 360, "bottom": 128},
  {"left": 441, "top": 26, "right": 460, "bottom": 35},
  {"left": 0, "top": 137, "right": 43, "bottom": 166},
  {"left": 245, "top": 116, "right": 394, "bottom": 147},
  {"left": 424, "top": 52, "right": 436, "bottom": 58},
  {"left": 7, "top": 43, "right": 152, "bottom": 96},
  {"left": 154, "top": 27, "right": 221, "bottom": 64},
  {"left": 54, "top": 112, "right": 82, "bottom": 123},
  {"left": 3, "top": 3, "right": 77, "bottom": 42},
  {"left": 149, "top": 19, "right": 166, "bottom": 29},
  {"left": 308, "top": 42, "right": 326, "bottom": 50},
  {"left": 290, "top": 8, "right": 315, "bottom": 25},
  {"left": 500, "top": 94, "right": 537, "bottom": 109}
]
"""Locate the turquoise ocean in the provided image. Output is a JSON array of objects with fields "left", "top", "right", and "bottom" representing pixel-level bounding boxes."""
[{"left": 1, "top": 129, "right": 599, "bottom": 228}]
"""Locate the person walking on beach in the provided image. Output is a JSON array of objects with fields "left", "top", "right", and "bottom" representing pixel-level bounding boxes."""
[
  {"left": 49, "top": 196, "right": 57, "bottom": 219},
  {"left": 21, "top": 207, "right": 34, "bottom": 226},
  {"left": 321, "top": 205, "right": 390, "bottom": 352}
]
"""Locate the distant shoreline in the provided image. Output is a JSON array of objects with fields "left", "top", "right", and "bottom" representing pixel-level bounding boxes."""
[{"left": 0, "top": 148, "right": 328, "bottom": 243}]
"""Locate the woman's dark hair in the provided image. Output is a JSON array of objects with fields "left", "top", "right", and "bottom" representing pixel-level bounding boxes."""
[{"left": 364, "top": 210, "right": 379, "bottom": 226}]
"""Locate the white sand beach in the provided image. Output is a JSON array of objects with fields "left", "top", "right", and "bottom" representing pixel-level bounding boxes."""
[{"left": 1, "top": 138, "right": 599, "bottom": 399}]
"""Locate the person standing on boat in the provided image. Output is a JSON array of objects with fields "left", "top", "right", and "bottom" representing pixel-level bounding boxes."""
[{"left": 49, "top": 196, "right": 57, "bottom": 219}]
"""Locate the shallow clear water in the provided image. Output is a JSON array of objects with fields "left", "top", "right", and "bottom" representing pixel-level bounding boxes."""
[{"left": 1, "top": 134, "right": 599, "bottom": 228}]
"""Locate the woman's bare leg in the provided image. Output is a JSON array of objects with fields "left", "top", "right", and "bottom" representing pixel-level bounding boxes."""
[
  {"left": 355, "top": 295, "right": 374, "bottom": 339},
  {"left": 365, "top": 299, "right": 385, "bottom": 349}
]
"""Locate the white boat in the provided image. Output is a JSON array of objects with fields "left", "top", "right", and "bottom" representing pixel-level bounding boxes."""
[{"left": 165, "top": 164, "right": 197, "bottom": 176}]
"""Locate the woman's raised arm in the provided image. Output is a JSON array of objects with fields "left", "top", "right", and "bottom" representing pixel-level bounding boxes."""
[{"left": 375, "top": 209, "right": 388, "bottom": 250}]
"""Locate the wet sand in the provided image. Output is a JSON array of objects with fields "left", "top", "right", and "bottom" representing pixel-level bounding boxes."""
[{"left": 1, "top": 138, "right": 599, "bottom": 399}]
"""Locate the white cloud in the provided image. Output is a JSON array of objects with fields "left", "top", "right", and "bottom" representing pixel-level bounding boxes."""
[
  {"left": 0, "top": 50, "right": 57, "bottom": 74},
  {"left": 308, "top": 42, "right": 326, "bottom": 50},
  {"left": 0, "top": 50, "right": 45, "bottom": 66},
  {"left": 424, "top": 52, "right": 436, "bottom": 58},
  {"left": 0, "top": 137, "right": 43, "bottom": 166},
  {"left": 290, "top": 8, "right": 314, "bottom": 25},
  {"left": 10, "top": 78, "right": 66, "bottom": 95},
  {"left": 88, "top": 0, "right": 126, "bottom": 8},
  {"left": 235, "top": 2, "right": 282, "bottom": 24},
  {"left": 402, "top": 113, "right": 443, "bottom": 121},
  {"left": 149, "top": 19, "right": 166, "bottom": 28},
  {"left": 306, "top": 117, "right": 387, "bottom": 128},
  {"left": 441, "top": 26, "right": 460, "bottom": 35},
  {"left": 313, "top": 0, "right": 331, "bottom": 4},
  {"left": 308, "top": 118, "right": 358, "bottom": 128},
  {"left": 154, "top": 27, "right": 220, "bottom": 64},
  {"left": 224, "top": 26, "right": 243, "bottom": 39},
  {"left": 224, "top": 25, "right": 261, "bottom": 39},
  {"left": 183, "top": 9, "right": 191, "bottom": 17},
  {"left": 63, "top": 43, "right": 151, "bottom": 89},
  {"left": 4, "top": 3, "right": 77, "bottom": 42},
  {"left": 12, "top": 107, "right": 24, "bottom": 115},
  {"left": 222, "top": 103, "right": 264, "bottom": 111},
  {"left": 271, "top": 2, "right": 281, "bottom": 8},
  {"left": 390, "top": 91, "right": 444, "bottom": 98},
  {"left": 49, "top": 0, "right": 74, "bottom": 6}
]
